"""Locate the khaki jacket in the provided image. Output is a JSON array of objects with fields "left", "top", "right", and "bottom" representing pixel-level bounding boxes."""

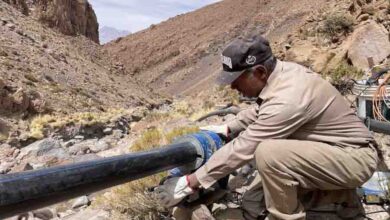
[{"left": 195, "top": 60, "right": 374, "bottom": 189}]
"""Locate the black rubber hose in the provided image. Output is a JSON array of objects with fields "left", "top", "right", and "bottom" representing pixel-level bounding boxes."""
[
  {"left": 0, "top": 142, "right": 198, "bottom": 218},
  {"left": 363, "top": 117, "right": 390, "bottom": 135},
  {"left": 196, "top": 106, "right": 241, "bottom": 122}
]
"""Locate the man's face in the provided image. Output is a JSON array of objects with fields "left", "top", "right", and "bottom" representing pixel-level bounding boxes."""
[{"left": 230, "top": 66, "right": 268, "bottom": 98}]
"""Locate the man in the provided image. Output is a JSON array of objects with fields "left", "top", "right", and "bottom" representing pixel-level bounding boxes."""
[{"left": 155, "top": 35, "right": 379, "bottom": 220}]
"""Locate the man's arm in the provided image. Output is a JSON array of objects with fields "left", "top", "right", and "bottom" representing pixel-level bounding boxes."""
[
  {"left": 192, "top": 101, "right": 310, "bottom": 189},
  {"left": 226, "top": 105, "right": 259, "bottom": 136}
]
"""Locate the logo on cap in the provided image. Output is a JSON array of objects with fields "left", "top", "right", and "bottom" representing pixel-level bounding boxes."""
[
  {"left": 246, "top": 55, "right": 256, "bottom": 65},
  {"left": 222, "top": 55, "right": 233, "bottom": 69}
]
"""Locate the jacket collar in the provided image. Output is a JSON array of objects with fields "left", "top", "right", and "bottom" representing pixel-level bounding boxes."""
[{"left": 258, "top": 59, "right": 283, "bottom": 100}]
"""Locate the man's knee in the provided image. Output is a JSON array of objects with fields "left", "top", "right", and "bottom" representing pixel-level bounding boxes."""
[{"left": 255, "top": 140, "right": 289, "bottom": 171}]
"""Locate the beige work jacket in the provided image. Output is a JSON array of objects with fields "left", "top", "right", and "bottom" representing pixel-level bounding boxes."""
[{"left": 195, "top": 60, "right": 374, "bottom": 189}]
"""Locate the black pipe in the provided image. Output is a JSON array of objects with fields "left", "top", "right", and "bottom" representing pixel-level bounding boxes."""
[
  {"left": 363, "top": 117, "right": 390, "bottom": 135},
  {"left": 0, "top": 142, "right": 198, "bottom": 218}
]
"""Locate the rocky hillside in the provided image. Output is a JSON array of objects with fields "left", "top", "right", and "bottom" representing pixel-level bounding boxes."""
[
  {"left": 3, "top": 0, "right": 100, "bottom": 43},
  {"left": 99, "top": 26, "right": 130, "bottom": 44},
  {"left": 0, "top": 1, "right": 164, "bottom": 146},
  {"left": 104, "top": 0, "right": 331, "bottom": 96}
]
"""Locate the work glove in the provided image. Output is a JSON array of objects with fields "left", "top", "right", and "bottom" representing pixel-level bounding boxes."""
[
  {"left": 155, "top": 176, "right": 195, "bottom": 208},
  {"left": 200, "top": 125, "right": 229, "bottom": 137}
]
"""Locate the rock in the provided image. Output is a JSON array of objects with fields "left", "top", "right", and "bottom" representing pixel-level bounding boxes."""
[
  {"left": 62, "top": 208, "right": 109, "bottom": 220},
  {"left": 0, "top": 78, "right": 5, "bottom": 89},
  {"left": 68, "top": 141, "right": 91, "bottom": 155},
  {"left": 63, "top": 139, "right": 76, "bottom": 148},
  {"left": 6, "top": 23, "right": 15, "bottom": 30},
  {"left": 89, "top": 140, "right": 110, "bottom": 153},
  {"left": 34, "top": 0, "right": 99, "bottom": 43},
  {"left": 0, "top": 161, "right": 15, "bottom": 174},
  {"left": 11, "top": 88, "right": 30, "bottom": 112},
  {"left": 285, "top": 40, "right": 330, "bottom": 73},
  {"left": 3, "top": 0, "right": 29, "bottom": 15},
  {"left": 71, "top": 196, "right": 90, "bottom": 209},
  {"left": 357, "top": 13, "right": 370, "bottom": 22},
  {"left": 32, "top": 208, "right": 55, "bottom": 220},
  {"left": 17, "top": 138, "right": 68, "bottom": 160},
  {"left": 347, "top": 21, "right": 390, "bottom": 70},
  {"left": 103, "top": 127, "right": 113, "bottom": 135},
  {"left": 74, "top": 135, "right": 84, "bottom": 140}
]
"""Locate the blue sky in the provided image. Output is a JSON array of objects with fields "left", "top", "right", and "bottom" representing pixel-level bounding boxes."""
[{"left": 89, "top": 0, "right": 221, "bottom": 32}]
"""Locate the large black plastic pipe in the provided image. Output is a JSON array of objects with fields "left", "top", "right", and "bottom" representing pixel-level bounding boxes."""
[
  {"left": 362, "top": 117, "right": 390, "bottom": 135},
  {"left": 0, "top": 142, "right": 198, "bottom": 218}
]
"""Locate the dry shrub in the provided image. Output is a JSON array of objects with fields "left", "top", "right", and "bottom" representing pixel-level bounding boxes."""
[
  {"left": 95, "top": 126, "right": 199, "bottom": 219},
  {"left": 29, "top": 109, "right": 129, "bottom": 139},
  {"left": 326, "top": 62, "right": 364, "bottom": 94},
  {"left": 131, "top": 128, "right": 163, "bottom": 152},
  {"left": 319, "top": 13, "right": 354, "bottom": 38}
]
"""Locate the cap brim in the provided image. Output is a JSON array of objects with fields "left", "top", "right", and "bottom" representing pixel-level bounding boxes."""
[{"left": 215, "top": 70, "right": 244, "bottom": 85}]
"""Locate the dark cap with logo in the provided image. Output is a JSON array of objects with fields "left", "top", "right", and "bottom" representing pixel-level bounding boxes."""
[{"left": 216, "top": 35, "right": 273, "bottom": 85}]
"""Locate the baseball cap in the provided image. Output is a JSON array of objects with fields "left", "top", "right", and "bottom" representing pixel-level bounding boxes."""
[{"left": 216, "top": 35, "right": 273, "bottom": 85}]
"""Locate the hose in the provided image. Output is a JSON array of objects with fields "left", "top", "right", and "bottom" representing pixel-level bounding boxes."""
[{"left": 196, "top": 106, "right": 241, "bottom": 122}]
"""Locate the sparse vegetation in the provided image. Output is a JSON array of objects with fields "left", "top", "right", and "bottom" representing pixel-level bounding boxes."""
[
  {"left": 95, "top": 125, "right": 199, "bottom": 219},
  {"left": 24, "top": 73, "right": 39, "bottom": 82},
  {"left": 28, "top": 109, "right": 129, "bottom": 139},
  {"left": 319, "top": 13, "right": 354, "bottom": 38},
  {"left": 326, "top": 61, "right": 365, "bottom": 94}
]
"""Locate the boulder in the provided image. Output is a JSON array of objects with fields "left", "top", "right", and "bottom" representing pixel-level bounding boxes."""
[
  {"left": 347, "top": 21, "right": 390, "bottom": 70},
  {"left": 17, "top": 138, "right": 68, "bottom": 160}
]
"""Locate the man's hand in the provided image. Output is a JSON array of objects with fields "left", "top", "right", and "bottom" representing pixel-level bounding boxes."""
[
  {"left": 155, "top": 176, "right": 195, "bottom": 207},
  {"left": 200, "top": 125, "right": 229, "bottom": 137}
]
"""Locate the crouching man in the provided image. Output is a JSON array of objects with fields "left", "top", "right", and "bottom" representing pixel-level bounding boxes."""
[{"left": 155, "top": 35, "right": 379, "bottom": 220}]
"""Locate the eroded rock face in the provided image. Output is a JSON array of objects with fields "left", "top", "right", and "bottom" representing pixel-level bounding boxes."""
[
  {"left": 347, "top": 21, "right": 390, "bottom": 70},
  {"left": 34, "top": 0, "right": 99, "bottom": 43},
  {"left": 2, "top": 0, "right": 29, "bottom": 15}
]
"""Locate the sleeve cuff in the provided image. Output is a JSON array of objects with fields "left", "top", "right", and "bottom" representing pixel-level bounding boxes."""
[
  {"left": 194, "top": 166, "right": 218, "bottom": 189},
  {"left": 227, "top": 120, "right": 244, "bottom": 135}
]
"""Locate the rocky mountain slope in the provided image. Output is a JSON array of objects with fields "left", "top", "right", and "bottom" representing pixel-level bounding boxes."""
[
  {"left": 0, "top": 1, "right": 163, "bottom": 146},
  {"left": 3, "top": 0, "right": 100, "bottom": 43},
  {"left": 99, "top": 26, "right": 130, "bottom": 44},
  {"left": 104, "top": 0, "right": 331, "bottom": 96}
]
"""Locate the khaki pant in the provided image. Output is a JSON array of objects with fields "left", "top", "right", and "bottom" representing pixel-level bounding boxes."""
[{"left": 253, "top": 140, "right": 379, "bottom": 220}]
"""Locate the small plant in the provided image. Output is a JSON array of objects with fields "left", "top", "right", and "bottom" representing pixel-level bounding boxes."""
[
  {"left": 131, "top": 128, "right": 163, "bottom": 152},
  {"left": 24, "top": 74, "right": 39, "bottom": 83},
  {"left": 95, "top": 125, "right": 199, "bottom": 219},
  {"left": 326, "top": 62, "right": 364, "bottom": 94},
  {"left": 320, "top": 13, "right": 354, "bottom": 38}
]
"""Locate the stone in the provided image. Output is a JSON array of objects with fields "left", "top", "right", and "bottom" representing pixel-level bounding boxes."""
[
  {"left": 0, "top": 161, "right": 15, "bottom": 174},
  {"left": 17, "top": 138, "right": 68, "bottom": 160},
  {"left": 0, "top": 78, "right": 5, "bottom": 89},
  {"left": 103, "top": 127, "right": 113, "bottom": 135},
  {"left": 68, "top": 141, "right": 90, "bottom": 155},
  {"left": 71, "top": 196, "right": 90, "bottom": 209},
  {"left": 32, "top": 208, "right": 55, "bottom": 220},
  {"left": 74, "top": 135, "right": 84, "bottom": 140},
  {"left": 6, "top": 23, "right": 15, "bottom": 30},
  {"left": 357, "top": 13, "right": 370, "bottom": 22},
  {"left": 347, "top": 21, "right": 390, "bottom": 70},
  {"left": 89, "top": 140, "right": 110, "bottom": 153}
]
